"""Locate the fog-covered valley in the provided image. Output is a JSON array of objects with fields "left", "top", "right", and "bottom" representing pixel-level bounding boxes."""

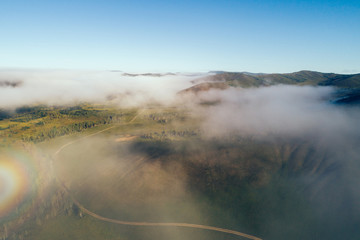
[{"left": 1, "top": 70, "right": 360, "bottom": 240}]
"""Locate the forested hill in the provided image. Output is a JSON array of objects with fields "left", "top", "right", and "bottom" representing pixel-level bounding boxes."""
[
  {"left": 180, "top": 71, "right": 360, "bottom": 104},
  {"left": 191, "top": 70, "right": 360, "bottom": 88}
]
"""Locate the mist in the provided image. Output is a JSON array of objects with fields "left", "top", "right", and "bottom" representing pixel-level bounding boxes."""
[
  {"left": 194, "top": 85, "right": 360, "bottom": 140},
  {"left": 0, "top": 69, "right": 206, "bottom": 108},
  {"left": 2, "top": 69, "right": 360, "bottom": 239},
  {"left": 187, "top": 85, "right": 360, "bottom": 239}
]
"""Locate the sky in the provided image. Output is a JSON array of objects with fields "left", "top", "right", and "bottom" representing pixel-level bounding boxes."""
[{"left": 0, "top": 0, "right": 359, "bottom": 73}]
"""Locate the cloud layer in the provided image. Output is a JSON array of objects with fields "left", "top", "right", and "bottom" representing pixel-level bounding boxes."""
[
  {"left": 0, "top": 69, "right": 205, "bottom": 108},
  {"left": 195, "top": 85, "right": 360, "bottom": 141}
]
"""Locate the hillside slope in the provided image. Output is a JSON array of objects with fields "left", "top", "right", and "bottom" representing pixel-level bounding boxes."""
[{"left": 184, "top": 71, "right": 360, "bottom": 93}]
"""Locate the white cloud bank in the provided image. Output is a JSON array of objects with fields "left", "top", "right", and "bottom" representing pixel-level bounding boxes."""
[
  {"left": 196, "top": 85, "right": 360, "bottom": 141},
  {"left": 0, "top": 69, "right": 206, "bottom": 108}
]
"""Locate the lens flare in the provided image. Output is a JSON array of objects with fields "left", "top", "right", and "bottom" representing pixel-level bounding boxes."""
[{"left": 0, "top": 152, "right": 33, "bottom": 218}]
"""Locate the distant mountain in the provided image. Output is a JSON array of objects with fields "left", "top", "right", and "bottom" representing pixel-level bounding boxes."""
[
  {"left": 199, "top": 70, "right": 360, "bottom": 88},
  {"left": 178, "top": 82, "right": 229, "bottom": 95},
  {"left": 0, "top": 80, "right": 23, "bottom": 88},
  {"left": 183, "top": 71, "right": 360, "bottom": 103}
]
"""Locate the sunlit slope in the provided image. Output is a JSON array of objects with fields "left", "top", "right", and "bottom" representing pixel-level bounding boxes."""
[{"left": 0, "top": 104, "right": 137, "bottom": 146}]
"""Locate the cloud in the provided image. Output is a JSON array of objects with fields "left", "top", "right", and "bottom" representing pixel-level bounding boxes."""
[
  {"left": 195, "top": 85, "right": 360, "bottom": 140},
  {"left": 189, "top": 85, "right": 360, "bottom": 238},
  {"left": 0, "top": 69, "right": 206, "bottom": 108},
  {"left": 2, "top": 72, "right": 360, "bottom": 239}
]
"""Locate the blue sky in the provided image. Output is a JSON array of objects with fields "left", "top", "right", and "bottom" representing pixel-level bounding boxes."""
[{"left": 1, "top": 0, "right": 359, "bottom": 73}]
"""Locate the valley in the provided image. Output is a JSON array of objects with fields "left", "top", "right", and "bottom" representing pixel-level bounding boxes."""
[{"left": 1, "top": 71, "right": 360, "bottom": 240}]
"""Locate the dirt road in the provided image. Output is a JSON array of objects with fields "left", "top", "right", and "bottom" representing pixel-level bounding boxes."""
[{"left": 53, "top": 109, "right": 262, "bottom": 240}]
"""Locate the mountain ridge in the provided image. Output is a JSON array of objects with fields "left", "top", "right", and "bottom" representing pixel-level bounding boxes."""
[
  {"left": 181, "top": 71, "right": 360, "bottom": 104},
  {"left": 197, "top": 70, "right": 360, "bottom": 88}
]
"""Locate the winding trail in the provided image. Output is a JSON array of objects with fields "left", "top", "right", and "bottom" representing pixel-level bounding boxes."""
[{"left": 53, "top": 109, "right": 262, "bottom": 240}]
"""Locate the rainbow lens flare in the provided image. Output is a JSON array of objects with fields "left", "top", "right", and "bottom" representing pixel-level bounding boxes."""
[{"left": 0, "top": 152, "right": 34, "bottom": 218}]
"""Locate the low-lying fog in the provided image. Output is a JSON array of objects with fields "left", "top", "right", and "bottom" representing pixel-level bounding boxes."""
[
  {"left": 195, "top": 85, "right": 360, "bottom": 139},
  {"left": 2, "top": 69, "right": 360, "bottom": 239},
  {"left": 0, "top": 69, "right": 204, "bottom": 108}
]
